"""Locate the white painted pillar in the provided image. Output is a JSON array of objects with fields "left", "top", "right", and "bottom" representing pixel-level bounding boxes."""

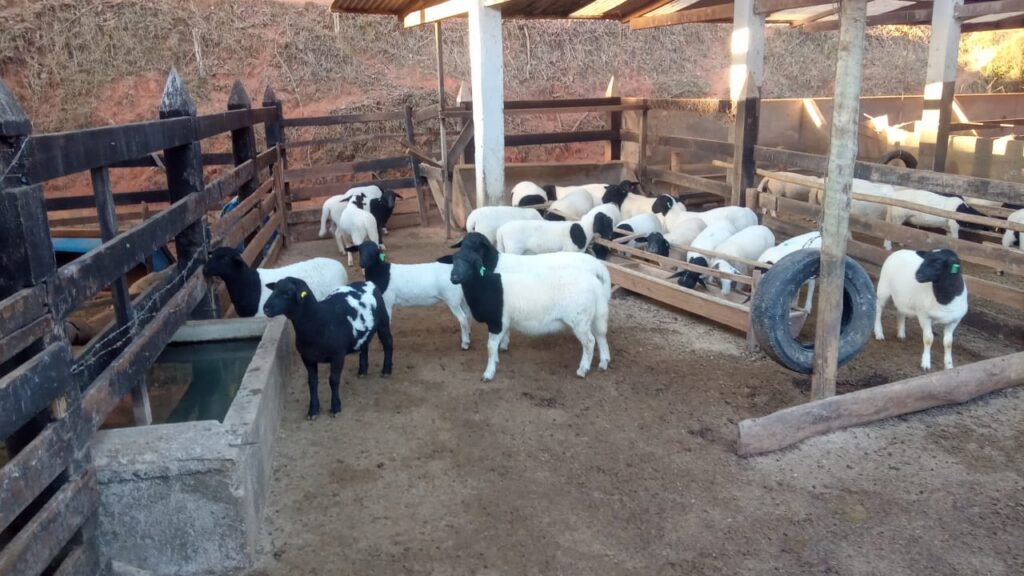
[
  {"left": 467, "top": 0, "right": 505, "bottom": 207},
  {"left": 921, "top": 0, "right": 963, "bottom": 171}
]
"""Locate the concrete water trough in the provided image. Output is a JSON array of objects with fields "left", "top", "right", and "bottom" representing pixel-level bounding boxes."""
[{"left": 91, "top": 317, "right": 293, "bottom": 576}]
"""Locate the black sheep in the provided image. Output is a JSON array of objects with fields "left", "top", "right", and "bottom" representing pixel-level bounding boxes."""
[
  {"left": 263, "top": 277, "right": 393, "bottom": 419},
  {"left": 368, "top": 189, "right": 398, "bottom": 240}
]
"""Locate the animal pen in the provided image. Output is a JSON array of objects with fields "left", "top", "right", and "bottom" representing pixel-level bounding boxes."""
[{"left": 0, "top": 0, "right": 1022, "bottom": 574}]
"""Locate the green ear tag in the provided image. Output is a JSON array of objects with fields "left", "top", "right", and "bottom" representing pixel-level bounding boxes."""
[
  {"left": 951, "top": 263, "right": 960, "bottom": 274},
  {"left": 379, "top": 253, "right": 386, "bottom": 263},
  {"left": 479, "top": 265, "right": 486, "bottom": 277}
]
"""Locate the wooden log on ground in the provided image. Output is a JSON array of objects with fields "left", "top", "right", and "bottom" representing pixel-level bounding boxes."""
[{"left": 738, "top": 351, "right": 1024, "bottom": 456}]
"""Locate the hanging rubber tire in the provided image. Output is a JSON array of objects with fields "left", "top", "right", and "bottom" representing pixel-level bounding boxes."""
[
  {"left": 751, "top": 249, "right": 876, "bottom": 374},
  {"left": 878, "top": 149, "right": 918, "bottom": 169}
]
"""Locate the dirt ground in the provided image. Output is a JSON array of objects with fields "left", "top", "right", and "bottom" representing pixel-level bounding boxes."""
[{"left": 245, "top": 223, "right": 1023, "bottom": 576}]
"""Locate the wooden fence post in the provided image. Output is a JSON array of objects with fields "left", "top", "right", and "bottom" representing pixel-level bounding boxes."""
[
  {"left": 404, "top": 104, "right": 429, "bottom": 226},
  {"left": 263, "top": 85, "right": 290, "bottom": 246},
  {"left": 730, "top": 0, "right": 765, "bottom": 208},
  {"left": 228, "top": 80, "right": 260, "bottom": 200},
  {"left": 604, "top": 76, "right": 622, "bottom": 162},
  {"left": 159, "top": 68, "right": 217, "bottom": 319}
]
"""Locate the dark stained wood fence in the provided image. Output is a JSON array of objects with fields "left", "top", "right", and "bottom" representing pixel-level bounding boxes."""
[{"left": 0, "top": 70, "right": 287, "bottom": 576}]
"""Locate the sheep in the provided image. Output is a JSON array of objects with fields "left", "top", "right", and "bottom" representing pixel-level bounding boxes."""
[
  {"left": 707, "top": 225, "right": 776, "bottom": 295},
  {"left": 668, "top": 220, "right": 739, "bottom": 289},
  {"left": 757, "top": 231, "right": 822, "bottom": 313},
  {"left": 336, "top": 195, "right": 382, "bottom": 265},
  {"left": 813, "top": 179, "right": 895, "bottom": 221},
  {"left": 367, "top": 189, "right": 398, "bottom": 238},
  {"left": 652, "top": 195, "right": 690, "bottom": 230},
  {"left": 696, "top": 206, "right": 758, "bottom": 232},
  {"left": 883, "top": 188, "right": 988, "bottom": 250},
  {"left": 263, "top": 277, "right": 392, "bottom": 419},
  {"left": 203, "top": 246, "right": 348, "bottom": 318},
  {"left": 1002, "top": 208, "right": 1024, "bottom": 249},
  {"left": 511, "top": 181, "right": 552, "bottom": 207},
  {"left": 874, "top": 249, "right": 968, "bottom": 371},
  {"left": 543, "top": 187, "right": 596, "bottom": 221},
  {"left": 614, "top": 213, "right": 663, "bottom": 241},
  {"left": 599, "top": 181, "right": 663, "bottom": 220},
  {"left": 318, "top": 185, "right": 383, "bottom": 238},
  {"left": 638, "top": 216, "right": 707, "bottom": 260},
  {"left": 495, "top": 220, "right": 589, "bottom": 255},
  {"left": 757, "top": 172, "right": 815, "bottom": 203},
  {"left": 348, "top": 241, "right": 472, "bottom": 350},
  {"left": 465, "top": 206, "right": 544, "bottom": 244},
  {"left": 448, "top": 248, "right": 610, "bottom": 381}
]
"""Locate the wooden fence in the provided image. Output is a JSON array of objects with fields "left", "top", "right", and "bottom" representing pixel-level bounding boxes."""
[{"left": 0, "top": 72, "right": 286, "bottom": 576}]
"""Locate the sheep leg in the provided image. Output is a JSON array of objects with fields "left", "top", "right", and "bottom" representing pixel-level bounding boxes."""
[
  {"left": 357, "top": 344, "right": 369, "bottom": 377},
  {"left": 499, "top": 331, "right": 510, "bottom": 351},
  {"left": 304, "top": 360, "right": 320, "bottom": 420},
  {"left": 896, "top": 313, "right": 908, "bottom": 341},
  {"left": 594, "top": 311, "right": 610, "bottom": 371},
  {"left": 377, "top": 312, "right": 394, "bottom": 377},
  {"left": 917, "top": 315, "right": 934, "bottom": 371},
  {"left": 482, "top": 330, "right": 503, "bottom": 381},
  {"left": 570, "top": 320, "right": 596, "bottom": 378},
  {"left": 334, "top": 229, "right": 346, "bottom": 255},
  {"left": 942, "top": 320, "right": 959, "bottom": 370},
  {"left": 328, "top": 356, "right": 344, "bottom": 417},
  {"left": 873, "top": 284, "right": 891, "bottom": 340},
  {"left": 948, "top": 219, "right": 959, "bottom": 240},
  {"left": 447, "top": 299, "right": 471, "bottom": 350}
]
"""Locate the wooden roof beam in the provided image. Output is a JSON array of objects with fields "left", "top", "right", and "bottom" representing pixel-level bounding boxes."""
[
  {"left": 754, "top": 0, "right": 835, "bottom": 15},
  {"left": 629, "top": 4, "right": 735, "bottom": 29},
  {"left": 956, "top": 0, "right": 1024, "bottom": 19},
  {"left": 961, "top": 13, "right": 1024, "bottom": 31},
  {"left": 403, "top": 0, "right": 470, "bottom": 27},
  {"left": 803, "top": 5, "right": 935, "bottom": 30}
]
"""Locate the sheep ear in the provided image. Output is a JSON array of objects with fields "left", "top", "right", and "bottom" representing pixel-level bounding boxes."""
[
  {"left": 265, "top": 282, "right": 277, "bottom": 290},
  {"left": 436, "top": 255, "right": 454, "bottom": 264}
]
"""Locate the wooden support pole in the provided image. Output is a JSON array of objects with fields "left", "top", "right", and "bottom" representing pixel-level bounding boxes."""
[
  {"left": 159, "top": 68, "right": 216, "bottom": 319},
  {"left": 739, "top": 351, "right": 1024, "bottom": 456},
  {"left": 730, "top": 0, "right": 764, "bottom": 208},
  {"left": 638, "top": 107, "right": 649, "bottom": 189},
  {"left": 920, "top": 0, "right": 963, "bottom": 172},
  {"left": 604, "top": 76, "right": 622, "bottom": 162},
  {"left": 90, "top": 167, "right": 151, "bottom": 425},
  {"left": 467, "top": 0, "right": 505, "bottom": 207},
  {"left": 263, "top": 85, "right": 289, "bottom": 246},
  {"left": 435, "top": 21, "right": 452, "bottom": 238},
  {"left": 227, "top": 80, "right": 260, "bottom": 200},
  {"left": 811, "top": 0, "right": 868, "bottom": 400},
  {"left": 404, "top": 104, "right": 429, "bottom": 226}
]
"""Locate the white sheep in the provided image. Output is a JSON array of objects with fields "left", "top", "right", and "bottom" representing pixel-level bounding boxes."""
[
  {"left": 1002, "top": 208, "right": 1024, "bottom": 249},
  {"left": 655, "top": 196, "right": 690, "bottom": 231},
  {"left": 465, "top": 206, "right": 544, "bottom": 244},
  {"left": 758, "top": 172, "right": 815, "bottom": 203},
  {"left": 544, "top": 187, "right": 595, "bottom": 221},
  {"left": 449, "top": 249, "right": 610, "bottom": 381},
  {"left": 318, "top": 185, "right": 383, "bottom": 237},
  {"left": 696, "top": 206, "right": 758, "bottom": 233},
  {"left": 614, "top": 212, "right": 663, "bottom": 242},
  {"left": 883, "top": 187, "right": 983, "bottom": 250},
  {"left": 874, "top": 249, "right": 968, "bottom": 371},
  {"left": 814, "top": 179, "right": 896, "bottom": 221},
  {"left": 349, "top": 241, "right": 472, "bottom": 350},
  {"left": 496, "top": 220, "right": 589, "bottom": 255},
  {"left": 670, "top": 220, "right": 739, "bottom": 290},
  {"left": 203, "top": 247, "right": 348, "bottom": 318},
  {"left": 637, "top": 216, "right": 706, "bottom": 260},
  {"left": 511, "top": 181, "right": 551, "bottom": 207},
  {"left": 336, "top": 197, "right": 381, "bottom": 265},
  {"left": 757, "top": 231, "right": 822, "bottom": 313},
  {"left": 709, "top": 225, "right": 776, "bottom": 295}
]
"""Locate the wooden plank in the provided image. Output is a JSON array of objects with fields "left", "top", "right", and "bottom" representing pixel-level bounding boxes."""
[
  {"left": 956, "top": 0, "right": 1024, "bottom": 19},
  {"left": 92, "top": 167, "right": 133, "bottom": 329},
  {"left": 738, "top": 351, "right": 1024, "bottom": 456},
  {"left": 755, "top": 0, "right": 834, "bottom": 14},
  {"left": 214, "top": 177, "right": 274, "bottom": 236},
  {"left": 629, "top": 4, "right": 734, "bottom": 29},
  {"left": 281, "top": 110, "right": 406, "bottom": 127},
  {"left": 283, "top": 155, "right": 410, "bottom": 183},
  {"left": 81, "top": 273, "right": 204, "bottom": 430},
  {"left": 0, "top": 415, "right": 81, "bottom": 534},
  {"left": 204, "top": 159, "right": 257, "bottom": 204},
  {"left": 194, "top": 107, "right": 278, "bottom": 140},
  {"left": 109, "top": 152, "right": 233, "bottom": 168},
  {"left": 255, "top": 145, "right": 280, "bottom": 172},
  {"left": 223, "top": 209, "right": 262, "bottom": 249},
  {"left": 920, "top": 0, "right": 962, "bottom": 171},
  {"left": 1, "top": 185, "right": 58, "bottom": 292},
  {"left": 51, "top": 538, "right": 102, "bottom": 576},
  {"left": 647, "top": 167, "right": 731, "bottom": 197},
  {"left": 0, "top": 343, "right": 72, "bottom": 441},
  {"left": 447, "top": 120, "right": 475, "bottom": 171},
  {"left": 597, "top": 236, "right": 765, "bottom": 278},
  {"left": 44, "top": 188, "right": 169, "bottom": 211},
  {"left": 0, "top": 313, "right": 52, "bottom": 366},
  {"left": 242, "top": 211, "right": 283, "bottom": 265},
  {"left": 605, "top": 261, "right": 749, "bottom": 331},
  {"left": 283, "top": 132, "right": 412, "bottom": 150},
  {"left": 753, "top": 146, "right": 1024, "bottom": 205},
  {"left": 404, "top": 104, "right": 428, "bottom": 226},
  {"left": 0, "top": 285, "right": 47, "bottom": 337},
  {"left": 0, "top": 467, "right": 99, "bottom": 576},
  {"left": 228, "top": 81, "right": 261, "bottom": 201},
  {"left": 288, "top": 177, "right": 416, "bottom": 202},
  {"left": 506, "top": 129, "right": 619, "bottom": 147}
]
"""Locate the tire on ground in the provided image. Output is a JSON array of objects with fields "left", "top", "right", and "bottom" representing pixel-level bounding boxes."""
[
  {"left": 878, "top": 149, "right": 918, "bottom": 169},
  {"left": 751, "top": 248, "right": 876, "bottom": 374}
]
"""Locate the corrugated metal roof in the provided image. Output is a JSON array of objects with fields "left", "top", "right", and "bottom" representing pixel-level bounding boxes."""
[{"left": 330, "top": 0, "right": 1024, "bottom": 31}]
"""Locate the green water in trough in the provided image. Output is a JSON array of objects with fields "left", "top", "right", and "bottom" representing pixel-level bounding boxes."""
[{"left": 103, "top": 339, "right": 259, "bottom": 429}]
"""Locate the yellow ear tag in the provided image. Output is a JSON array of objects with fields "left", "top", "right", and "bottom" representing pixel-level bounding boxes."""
[{"left": 300, "top": 291, "right": 308, "bottom": 299}]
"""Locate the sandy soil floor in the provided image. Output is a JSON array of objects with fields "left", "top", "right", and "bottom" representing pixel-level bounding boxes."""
[{"left": 245, "top": 223, "right": 1023, "bottom": 576}]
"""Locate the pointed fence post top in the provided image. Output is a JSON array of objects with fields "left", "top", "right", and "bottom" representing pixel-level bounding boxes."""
[
  {"left": 0, "top": 78, "right": 32, "bottom": 137},
  {"left": 605, "top": 76, "right": 618, "bottom": 98},
  {"left": 262, "top": 84, "right": 281, "bottom": 108},
  {"left": 160, "top": 67, "right": 197, "bottom": 119},
  {"left": 228, "top": 80, "right": 252, "bottom": 110},
  {"left": 456, "top": 82, "right": 472, "bottom": 105}
]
